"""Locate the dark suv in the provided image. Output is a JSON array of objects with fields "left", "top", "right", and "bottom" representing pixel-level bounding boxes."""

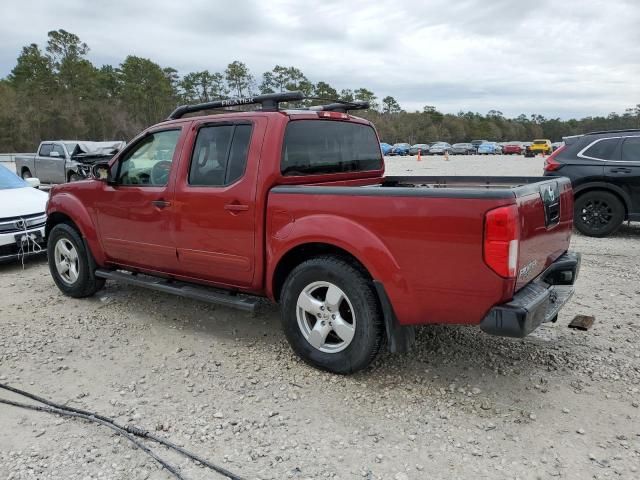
[{"left": 543, "top": 129, "right": 640, "bottom": 237}]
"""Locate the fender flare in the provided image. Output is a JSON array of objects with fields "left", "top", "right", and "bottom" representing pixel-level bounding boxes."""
[
  {"left": 573, "top": 182, "right": 632, "bottom": 213},
  {"left": 267, "top": 214, "right": 408, "bottom": 299},
  {"left": 46, "top": 193, "right": 106, "bottom": 265}
]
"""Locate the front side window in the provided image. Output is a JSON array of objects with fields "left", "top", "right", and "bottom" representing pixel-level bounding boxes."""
[
  {"left": 116, "top": 129, "right": 181, "bottom": 186},
  {"left": 281, "top": 120, "right": 382, "bottom": 176},
  {"left": 188, "top": 124, "right": 252, "bottom": 186},
  {"left": 39, "top": 144, "right": 52, "bottom": 157},
  {"left": 621, "top": 137, "right": 640, "bottom": 162},
  {"left": 582, "top": 138, "right": 619, "bottom": 160},
  {"left": 52, "top": 144, "right": 65, "bottom": 157}
]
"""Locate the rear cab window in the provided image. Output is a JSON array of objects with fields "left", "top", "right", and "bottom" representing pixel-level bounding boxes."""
[{"left": 281, "top": 120, "right": 383, "bottom": 176}]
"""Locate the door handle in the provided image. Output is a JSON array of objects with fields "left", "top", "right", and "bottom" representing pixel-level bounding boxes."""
[
  {"left": 610, "top": 167, "right": 632, "bottom": 174},
  {"left": 224, "top": 203, "right": 249, "bottom": 213},
  {"left": 152, "top": 199, "right": 171, "bottom": 209}
]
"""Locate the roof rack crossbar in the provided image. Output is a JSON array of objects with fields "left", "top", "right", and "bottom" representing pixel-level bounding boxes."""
[{"left": 168, "top": 91, "right": 305, "bottom": 119}]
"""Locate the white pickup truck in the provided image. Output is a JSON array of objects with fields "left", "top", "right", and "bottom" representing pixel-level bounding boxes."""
[{"left": 15, "top": 140, "right": 124, "bottom": 184}]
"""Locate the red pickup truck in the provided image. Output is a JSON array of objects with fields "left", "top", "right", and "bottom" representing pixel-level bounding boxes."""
[{"left": 45, "top": 92, "right": 580, "bottom": 374}]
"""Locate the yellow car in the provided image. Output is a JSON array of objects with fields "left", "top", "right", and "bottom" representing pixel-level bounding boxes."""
[{"left": 529, "top": 139, "right": 552, "bottom": 155}]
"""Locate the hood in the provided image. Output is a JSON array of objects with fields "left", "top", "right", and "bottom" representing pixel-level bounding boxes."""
[
  {"left": 70, "top": 141, "right": 125, "bottom": 164},
  {"left": 0, "top": 186, "right": 48, "bottom": 218}
]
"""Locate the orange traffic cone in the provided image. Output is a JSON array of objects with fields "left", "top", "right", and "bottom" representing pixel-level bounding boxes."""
[{"left": 417, "top": 149, "right": 421, "bottom": 162}]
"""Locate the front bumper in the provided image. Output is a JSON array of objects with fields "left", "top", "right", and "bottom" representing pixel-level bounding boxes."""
[
  {"left": 0, "top": 226, "right": 47, "bottom": 263},
  {"left": 480, "top": 251, "right": 581, "bottom": 338}
]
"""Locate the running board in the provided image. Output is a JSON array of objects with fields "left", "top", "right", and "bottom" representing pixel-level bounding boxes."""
[{"left": 95, "top": 269, "right": 262, "bottom": 312}]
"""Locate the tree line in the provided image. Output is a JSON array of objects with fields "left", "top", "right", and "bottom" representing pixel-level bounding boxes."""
[{"left": 0, "top": 29, "right": 638, "bottom": 152}]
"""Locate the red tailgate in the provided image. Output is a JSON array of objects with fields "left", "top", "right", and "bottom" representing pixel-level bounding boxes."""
[{"left": 514, "top": 178, "right": 573, "bottom": 291}]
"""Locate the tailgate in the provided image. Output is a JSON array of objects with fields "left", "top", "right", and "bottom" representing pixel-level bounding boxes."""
[{"left": 514, "top": 177, "right": 573, "bottom": 291}]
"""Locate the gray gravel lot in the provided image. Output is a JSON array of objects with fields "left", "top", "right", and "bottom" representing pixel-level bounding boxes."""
[{"left": 1, "top": 155, "right": 639, "bottom": 479}]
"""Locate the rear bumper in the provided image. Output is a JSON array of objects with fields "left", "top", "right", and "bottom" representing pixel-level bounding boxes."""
[{"left": 480, "top": 251, "right": 581, "bottom": 338}]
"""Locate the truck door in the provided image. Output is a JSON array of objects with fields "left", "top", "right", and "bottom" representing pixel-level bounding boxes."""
[
  {"left": 606, "top": 136, "right": 640, "bottom": 214},
  {"left": 48, "top": 144, "right": 68, "bottom": 183},
  {"left": 94, "top": 128, "right": 184, "bottom": 273},
  {"left": 34, "top": 143, "right": 53, "bottom": 181},
  {"left": 172, "top": 118, "right": 266, "bottom": 287}
]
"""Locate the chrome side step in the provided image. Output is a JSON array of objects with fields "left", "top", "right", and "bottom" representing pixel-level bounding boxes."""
[{"left": 95, "top": 269, "right": 262, "bottom": 312}]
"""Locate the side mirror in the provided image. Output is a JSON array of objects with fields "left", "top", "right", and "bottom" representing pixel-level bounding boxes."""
[
  {"left": 25, "top": 177, "right": 41, "bottom": 188},
  {"left": 49, "top": 151, "right": 61, "bottom": 158},
  {"left": 92, "top": 163, "right": 112, "bottom": 182}
]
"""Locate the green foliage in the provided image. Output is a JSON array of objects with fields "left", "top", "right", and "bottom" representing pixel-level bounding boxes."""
[{"left": 1, "top": 29, "right": 638, "bottom": 152}]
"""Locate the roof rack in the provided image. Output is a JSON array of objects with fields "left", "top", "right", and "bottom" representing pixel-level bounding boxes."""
[
  {"left": 168, "top": 92, "right": 371, "bottom": 119},
  {"left": 168, "top": 91, "right": 305, "bottom": 119},
  {"left": 584, "top": 128, "right": 640, "bottom": 135}
]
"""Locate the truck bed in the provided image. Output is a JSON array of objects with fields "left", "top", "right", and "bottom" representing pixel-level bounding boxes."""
[{"left": 269, "top": 175, "right": 573, "bottom": 326}]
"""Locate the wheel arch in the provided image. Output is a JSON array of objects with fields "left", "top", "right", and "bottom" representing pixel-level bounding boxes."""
[
  {"left": 573, "top": 183, "right": 630, "bottom": 218},
  {"left": 46, "top": 193, "right": 106, "bottom": 265},
  {"left": 271, "top": 242, "right": 371, "bottom": 303}
]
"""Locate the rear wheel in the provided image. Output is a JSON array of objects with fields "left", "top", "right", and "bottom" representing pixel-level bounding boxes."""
[
  {"left": 280, "top": 256, "right": 383, "bottom": 374},
  {"left": 574, "top": 191, "right": 625, "bottom": 237},
  {"left": 69, "top": 172, "right": 81, "bottom": 182},
  {"left": 22, "top": 169, "right": 32, "bottom": 179},
  {"left": 48, "top": 223, "right": 105, "bottom": 297}
]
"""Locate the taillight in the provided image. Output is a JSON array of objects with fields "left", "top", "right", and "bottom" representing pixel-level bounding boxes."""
[
  {"left": 543, "top": 145, "right": 565, "bottom": 171},
  {"left": 484, "top": 205, "right": 520, "bottom": 278}
]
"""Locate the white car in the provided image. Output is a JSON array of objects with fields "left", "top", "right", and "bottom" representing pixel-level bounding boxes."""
[{"left": 0, "top": 165, "right": 48, "bottom": 262}]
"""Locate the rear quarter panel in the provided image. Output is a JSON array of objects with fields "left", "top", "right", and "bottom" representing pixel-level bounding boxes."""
[{"left": 267, "top": 189, "right": 516, "bottom": 326}]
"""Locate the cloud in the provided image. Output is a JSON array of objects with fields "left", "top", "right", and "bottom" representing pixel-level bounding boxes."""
[{"left": 1, "top": 0, "right": 638, "bottom": 118}]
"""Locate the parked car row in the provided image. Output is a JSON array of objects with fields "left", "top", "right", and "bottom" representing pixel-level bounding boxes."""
[{"left": 382, "top": 139, "right": 563, "bottom": 156}]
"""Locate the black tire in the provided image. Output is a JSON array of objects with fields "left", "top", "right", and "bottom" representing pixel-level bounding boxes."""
[
  {"left": 47, "top": 223, "right": 105, "bottom": 298},
  {"left": 22, "top": 169, "right": 32, "bottom": 179},
  {"left": 69, "top": 172, "right": 81, "bottom": 182},
  {"left": 280, "top": 256, "right": 384, "bottom": 374},
  {"left": 574, "top": 191, "right": 625, "bottom": 237}
]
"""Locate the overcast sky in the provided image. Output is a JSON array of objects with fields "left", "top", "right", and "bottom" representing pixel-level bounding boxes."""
[{"left": 1, "top": 0, "right": 639, "bottom": 118}]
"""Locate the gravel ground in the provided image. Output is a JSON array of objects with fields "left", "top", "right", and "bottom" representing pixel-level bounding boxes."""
[{"left": 1, "top": 155, "right": 639, "bottom": 480}]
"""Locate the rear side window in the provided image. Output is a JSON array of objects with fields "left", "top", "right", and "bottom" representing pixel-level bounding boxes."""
[
  {"left": 621, "top": 137, "right": 640, "bottom": 161},
  {"left": 189, "top": 124, "right": 252, "bottom": 186},
  {"left": 39, "top": 144, "right": 52, "bottom": 157},
  {"left": 281, "top": 120, "right": 383, "bottom": 176},
  {"left": 582, "top": 138, "right": 619, "bottom": 160}
]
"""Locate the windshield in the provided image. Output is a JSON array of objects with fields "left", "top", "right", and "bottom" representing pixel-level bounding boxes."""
[
  {"left": 64, "top": 143, "right": 78, "bottom": 153},
  {"left": 0, "top": 165, "right": 28, "bottom": 189},
  {"left": 533, "top": 140, "right": 547, "bottom": 144},
  {"left": 282, "top": 120, "right": 383, "bottom": 176}
]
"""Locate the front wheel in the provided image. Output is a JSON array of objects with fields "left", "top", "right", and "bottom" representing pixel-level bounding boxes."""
[
  {"left": 22, "top": 169, "right": 32, "bottom": 179},
  {"left": 280, "top": 256, "right": 384, "bottom": 374},
  {"left": 574, "top": 191, "right": 625, "bottom": 237},
  {"left": 48, "top": 223, "right": 105, "bottom": 297}
]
